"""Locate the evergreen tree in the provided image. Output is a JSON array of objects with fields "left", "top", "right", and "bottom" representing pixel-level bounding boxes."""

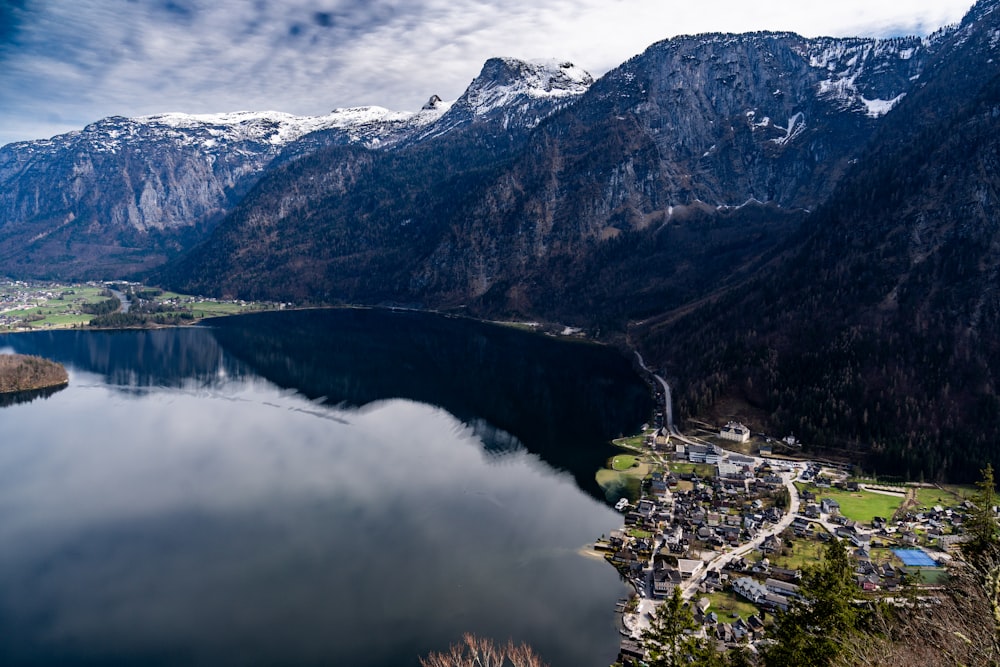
[
  {"left": 641, "top": 588, "right": 722, "bottom": 667},
  {"left": 761, "top": 538, "right": 858, "bottom": 667},
  {"left": 964, "top": 463, "right": 1000, "bottom": 564}
]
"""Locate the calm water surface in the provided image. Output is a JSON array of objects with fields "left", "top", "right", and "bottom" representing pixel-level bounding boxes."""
[{"left": 0, "top": 309, "right": 651, "bottom": 666}]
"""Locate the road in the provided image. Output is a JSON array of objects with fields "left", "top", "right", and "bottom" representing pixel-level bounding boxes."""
[
  {"left": 634, "top": 351, "right": 705, "bottom": 446},
  {"left": 678, "top": 469, "right": 802, "bottom": 600}
]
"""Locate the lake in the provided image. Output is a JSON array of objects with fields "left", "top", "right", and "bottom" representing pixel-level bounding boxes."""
[{"left": 0, "top": 309, "right": 652, "bottom": 666}]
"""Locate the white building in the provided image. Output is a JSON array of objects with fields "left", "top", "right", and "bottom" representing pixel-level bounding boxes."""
[{"left": 720, "top": 421, "right": 751, "bottom": 443}]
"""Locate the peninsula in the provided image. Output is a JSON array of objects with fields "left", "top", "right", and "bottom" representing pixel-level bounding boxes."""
[{"left": 0, "top": 354, "right": 69, "bottom": 394}]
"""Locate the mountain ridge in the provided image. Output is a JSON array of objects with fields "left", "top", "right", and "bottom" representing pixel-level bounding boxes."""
[
  {"left": 0, "top": 56, "right": 594, "bottom": 280},
  {"left": 4, "top": 2, "right": 1000, "bottom": 481}
]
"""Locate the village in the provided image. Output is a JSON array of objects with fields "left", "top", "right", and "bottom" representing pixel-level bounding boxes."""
[
  {"left": 596, "top": 410, "right": 979, "bottom": 664},
  {"left": 0, "top": 279, "right": 267, "bottom": 330}
]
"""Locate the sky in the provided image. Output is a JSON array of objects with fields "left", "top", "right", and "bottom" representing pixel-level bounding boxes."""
[{"left": 0, "top": 0, "right": 978, "bottom": 147}]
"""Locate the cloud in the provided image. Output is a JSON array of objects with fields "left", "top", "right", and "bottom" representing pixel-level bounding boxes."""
[{"left": 0, "top": 0, "right": 977, "bottom": 146}]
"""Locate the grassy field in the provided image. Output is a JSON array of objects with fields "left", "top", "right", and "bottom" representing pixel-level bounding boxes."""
[
  {"left": 612, "top": 455, "right": 638, "bottom": 471},
  {"left": 24, "top": 313, "right": 95, "bottom": 327},
  {"left": 188, "top": 301, "right": 256, "bottom": 317},
  {"left": 612, "top": 432, "right": 652, "bottom": 449},
  {"left": 706, "top": 591, "right": 760, "bottom": 622},
  {"left": 799, "top": 485, "right": 903, "bottom": 524},
  {"left": 903, "top": 567, "right": 950, "bottom": 585},
  {"left": 766, "top": 536, "right": 826, "bottom": 571},
  {"left": 914, "top": 486, "right": 974, "bottom": 508},
  {"left": 670, "top": 462, "right": 716, "bottom": 478}
]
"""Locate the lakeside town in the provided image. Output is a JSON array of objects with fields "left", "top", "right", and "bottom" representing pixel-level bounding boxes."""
[
  {"left": 599, "top": 368, "right": 982, "bottom": 665},
  {"left": 0, "top": 279, "right": 269, "bottom": 331}
]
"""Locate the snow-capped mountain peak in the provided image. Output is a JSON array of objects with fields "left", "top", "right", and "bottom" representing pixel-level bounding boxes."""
[{"left": 458, "top": 57, "right": 594, "bottom": 116}]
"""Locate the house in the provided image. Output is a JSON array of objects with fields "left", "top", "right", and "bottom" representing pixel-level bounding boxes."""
[
  {"left": 821, "top": 498, "right": 841, "bottom": 515},
  {"left": 650, "top": 474, "right": 670, "bottom": 498},
  {"left": 836, "top": 526, "right": 855, "bottom": 540},
  {"left": 678, "top": 558, "right": 705, "bottom": 580},
  {"left": 766, "top": 578, "right": 800, "bottom": 598},
  {"left": 732, "top": 618, "right": 750, "bottom": 641},
  {"left": 688, "top": 444, "right": 709, "bottom": 463},
  {"left": 636, "top": 499, "right": 656, "bottom": 519},
  {"left": 857, "top": 573, "right": 880, "bottom": 591},
  {"left": 618, "top": 639, "right": 644, "bottom": 666},
  {"left": 760, "top": 535, "right": 783, "bottom": 555},
  {"left": 717, "top": 460, "right": 749, "bottom": 478},
  {"left": 720, "top": 421, "right": 751, "bottom": 443},
  {"left": 653, "top": 567, "right": 683, "bottom": 598},
  {"left": 612, "top": 549, "right": 640, "bottom": 567},
  {"left": 764, "top": 592, "right": 791, "bottom": 612},
  {"left": 770, "top": 567, "right": 802, "bottom": 581},
  {"left": 733, "top": 577, "right": 768, "bottom": 603}
]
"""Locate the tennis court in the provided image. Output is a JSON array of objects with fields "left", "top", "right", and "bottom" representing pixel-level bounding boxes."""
[{"left": 894, "top": 549, "right": 937, "bottom": 567}]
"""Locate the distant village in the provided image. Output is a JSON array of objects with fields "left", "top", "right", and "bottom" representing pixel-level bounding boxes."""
[
  {"left": 0, "top": 280, "right": 266, "bottom": 330},
  {"left": 597, "top": 417, "right": 980, "bottom": 664}
]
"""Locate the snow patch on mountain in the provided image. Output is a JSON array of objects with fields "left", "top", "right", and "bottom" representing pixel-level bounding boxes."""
[
  {"left": 861, "top": 93, "right": 907, "bottom": 118},
  {"left": 142, "top": 106, "right": 447, "bottom": 148},
  {"left": 459, "top": 58, "right": 593, "bottom": 117},
  {"left": 771, "top": 112, "right": 806, "bottom": 145},
  {"left": 804, "top": 37, "right": 926, "bottom": 117}
]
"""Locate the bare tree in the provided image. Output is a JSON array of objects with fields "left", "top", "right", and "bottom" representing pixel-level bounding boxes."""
[{"left": 419, "top": 634, "right": 547, "bottom": 667}]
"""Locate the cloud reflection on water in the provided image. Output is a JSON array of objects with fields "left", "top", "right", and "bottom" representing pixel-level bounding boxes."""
[{"left": 0, "top": 374, "right": 625, "bottom": 666}]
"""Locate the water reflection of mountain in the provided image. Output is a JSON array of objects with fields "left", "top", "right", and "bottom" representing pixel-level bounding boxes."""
[
  {"left": 207, "top": 308, "right": 653, "bottom": 498},
  {"left": 0, "top": 328, "right": 241, "bottom": 389}
]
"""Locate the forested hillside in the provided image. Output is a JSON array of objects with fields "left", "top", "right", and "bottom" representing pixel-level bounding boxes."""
[{"left": 637, "top": 0, "right": 1000, "bottom": 481}]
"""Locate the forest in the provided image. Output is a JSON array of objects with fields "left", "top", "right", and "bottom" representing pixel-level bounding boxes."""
[{"left": 0, "top": 354, "right": 68, "bottom": 394}]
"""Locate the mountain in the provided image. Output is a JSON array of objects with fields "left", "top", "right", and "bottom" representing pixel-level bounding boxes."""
[
  {"left": 0, "top": 107, "right": 439, "bottom": 279},
  {"left": 162, "top": 30, "right": 937, "bottom": 318},
  {"left": 0, "top": 59, "right": 590, "bottom": 280},
  {"left": 635, "top": 0, "right": 1000, "bottom": 481},
  {"left": 412, "top": 58, "right": 594, "bottom": 146},
  {"left": 5, "top": 2, "right": 1000, "bottom": 481}
]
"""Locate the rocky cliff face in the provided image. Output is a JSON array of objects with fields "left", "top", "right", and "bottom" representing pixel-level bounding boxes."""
[
  {"left": 166, "top": 28, "right": 945, "bottom": 311},
  {"left": 577, "top": 31, "right": 931, "bottom": 209},
  {"left": 0, "top": 60, "right": 591, "bottom": 280},
  {"left": 401, "top": 32, "right": 937, "bottom": 308},
  {"left": 0, "top": 108, "right": 440, "bottom": 278}
]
